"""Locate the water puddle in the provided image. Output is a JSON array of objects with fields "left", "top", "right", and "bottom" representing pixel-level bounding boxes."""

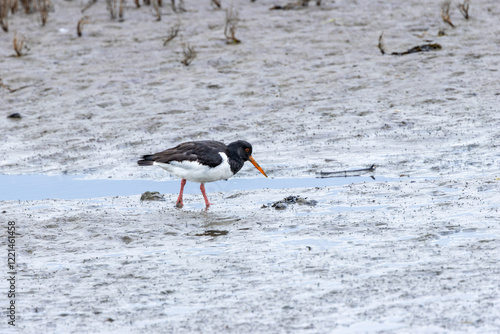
[{"left": 0, "top": 174, "right": 406, "bottom": 201}]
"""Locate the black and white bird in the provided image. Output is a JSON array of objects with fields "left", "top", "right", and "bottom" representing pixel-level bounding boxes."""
[{"left": 138, "top": 140, "right": 267, "bottom": 209}]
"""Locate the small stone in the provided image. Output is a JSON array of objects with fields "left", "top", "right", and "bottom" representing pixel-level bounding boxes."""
[
  {"left": 274, "top": 203, "right": 288, "bottom": 210},
  {"left": 7, "top": 113, "right": 22, "bottom": 119},
  {"left": 140, "top": 191, "right": 165, "bottom": 201}
]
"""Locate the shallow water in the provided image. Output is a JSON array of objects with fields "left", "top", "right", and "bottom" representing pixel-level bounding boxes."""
[{"left": 0, "top": 174, "right": 397, "bottom": 201}]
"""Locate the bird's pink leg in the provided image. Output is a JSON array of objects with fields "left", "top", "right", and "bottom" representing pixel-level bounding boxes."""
[
  {"left": 200, "top": 183, "right": 212, "bottom": 209},
  {"left": 176, "top": 179, "right": 187, "bottom": 208}
]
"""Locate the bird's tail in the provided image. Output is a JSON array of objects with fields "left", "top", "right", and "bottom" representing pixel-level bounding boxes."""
[{"left": 137, "top": 155, "right": 155, "bottom": 166}]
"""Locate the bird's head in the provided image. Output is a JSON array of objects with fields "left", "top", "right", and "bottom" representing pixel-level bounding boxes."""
[{"left": 229, "top": 140, "right": 268, "bottom": 178}]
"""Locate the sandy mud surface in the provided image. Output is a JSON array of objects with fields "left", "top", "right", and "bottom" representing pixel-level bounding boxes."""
[{"left": 1, "top": 0, "right": 499, "bottom": 332}]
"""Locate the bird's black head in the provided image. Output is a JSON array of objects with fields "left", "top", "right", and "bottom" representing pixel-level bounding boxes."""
[
  {"left": 228, "top": 140, "right": 253, "bottom": 161},
  {"left": 227, "top": 140, "right": 267, "bottom": 178}
]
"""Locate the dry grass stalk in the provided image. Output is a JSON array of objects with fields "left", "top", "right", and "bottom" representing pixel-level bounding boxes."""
[
  {"left": 211, "top": 0, "right": 221, "bottom": 8},
  {"left": 10, "top": 0, "right": 18, "bottom": 14},
  {"left": 224, "top": 5, "right": 240, "bottom": 44},
  {"left": 77, "top": 16, "right": 89, "bottom": 37},
  {"left": 377, "top": 33, "right": 385, "bottom": 55},
  {"left": 134, "top": 0, "right": 140, "bottom": 7},
  {"left": 0, "top": 0, "right": 9, "bottom": 32},
  {"left": 106, "top": 0, "right": 117, "bottom": 19},
  {"left": 163, "top": 24, "right": 179, "bottom": 45},
  {"left": 13, "top": 33, "right": 24, "bottom": 57},
  {"left": 1, "top": 78, "right": 31, "bottom": 93},
  {"left": 181, "top": 42, "right": 196, "bottom": 66},
  {"left": 441, "top": 0, "right": 455, "bottom": 27},
  {"left": 37, "top": 0, "right": 50, "bottom": 26},
  {"left": 118, "top": 0, "right": 124, "bottom": 20},
  {"left": 459, "top": 0, "right": 470, "bottom": 19},
  {"left": 82, "top": 0, "right": 97, "bottom": 13},
  {"left": 152, "top": 0, "right": 161, "bottom": 21},
  {"left": 171, "top": 0, "right": 185, "bottom": 13},
  {"left": 20, "top": 0, "right": 33, "bottom": 14}
]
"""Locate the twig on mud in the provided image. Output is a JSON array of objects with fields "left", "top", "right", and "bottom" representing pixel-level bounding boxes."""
[
  {"left": 458, "top": 0, "right": 470, "bottom": 19},
  {"left": 77, "top": 16, "right": 89, "bottom": 37},
  {"left": 270, "top": 0, "right": 317, "bottom": 10},
  {"left": 391, "top": 43, "right": 442, "bottom": 56},
  {"left": 181, "top": 42, "right": 196, "bottom": 66},
  {"left": 441, "top": 0, "right": 455, "bottom": 28},
  {"left": 163, "top": 24, "right": 180, "bottom": 45},
  {"left": 82, "top": 0, "right": 97, "bottom": 13},
  {"left": 152, "top": 0, "right": 161, "bottom": 21},
  {"left": 224, "top": 4, "right": 240, "bottom": 44},
  {"left": 211, "top": 0, "right": 221, "bottom": 8},
  {"left": 13, "top": 32, "right": 24, "bottom": 57},
  {"left": 318, "top": 164, "right": 377, "bottom": 179},
  {"left": 378, "top": 32, "right": 385, "bottom": 55},
  {"left": 0, "top": 78, "right": 32, "bottom": 93}
]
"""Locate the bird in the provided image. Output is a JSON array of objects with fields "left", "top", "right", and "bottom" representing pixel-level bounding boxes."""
[{"left": 138, "top": 140, "right": 267, "bottom": 209}]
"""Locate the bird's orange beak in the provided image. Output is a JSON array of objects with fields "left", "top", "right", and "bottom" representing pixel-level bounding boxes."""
[{"left": 248, "top": 156, "right": 268, "bottom": 178}]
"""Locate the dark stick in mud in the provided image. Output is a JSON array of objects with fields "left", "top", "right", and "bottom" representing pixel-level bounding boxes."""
[
  {"left": 391, "top": 43, "right": 442, "bottom": 56},
  {"left": 318, "top": 165, "right": 377, "bottom": 178}
]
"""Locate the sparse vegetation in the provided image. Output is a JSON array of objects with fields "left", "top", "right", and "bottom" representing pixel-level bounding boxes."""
[
  {"left": 77, "top": 16, "right": 89, "bottom": 37},
  {"left": 37, "top": 0, "right": 50, "bottom": 26},
  {"left": 459, "top": 0, "right": 470, "bottom": 19},
  {"left": 224, "top": 5, "right": 240, "bottom": 44},
  {"left": 0, "top": 0, "right": 10, "bottom": 32},
  {"left": 171, "top": 0, "right": 185, "bottom": 13},
  {"left": 378, "top": 33, "right": 385, "bottom": 55},
  {"left": 81, "top": 0, "right": 97, "bottom": 13},
  {"left": 441, "top": 0, "right": 455, "bottom": 27},
  {"left": 106, "top": 0, "right": 117, "bottom": 19},
  {"left": 118, "top": 0, "right": 124, "bottom": 20},
  {"left": 211, "top": 0, "right": 221, "bottom": 8},
  {"left": 163, "top": 24, "right": 180, "bottom": 45},
  {"left": 181, "top": 42, "right": 196, "bottom": 66},
  {"left": 152, "top": 0, "right": 161, "bottom": 21},
  {"left": 13, "top": 32, "right": 24, "bottom": 57}
]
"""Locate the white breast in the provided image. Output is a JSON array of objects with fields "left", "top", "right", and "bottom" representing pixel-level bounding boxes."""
[{"left": 154, "top": 152, "right": 234, "bottom": 183}]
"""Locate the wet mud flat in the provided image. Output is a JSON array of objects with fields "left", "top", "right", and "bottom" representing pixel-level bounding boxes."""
[
  {"left": 3, "top": 174, "right": 500, "bottom": 333},
  {"left": 1, "top": 0, "right": 500, "bottom": 332}
]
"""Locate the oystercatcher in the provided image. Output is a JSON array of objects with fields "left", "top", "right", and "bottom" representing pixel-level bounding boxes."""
[{"left": 138, "top": 140, "right": 267, "bottom": 209}]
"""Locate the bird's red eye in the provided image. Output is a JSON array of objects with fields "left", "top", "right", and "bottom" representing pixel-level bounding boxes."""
[{"left": 245, "top": 148, "right": 250, "bottom": 152}]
